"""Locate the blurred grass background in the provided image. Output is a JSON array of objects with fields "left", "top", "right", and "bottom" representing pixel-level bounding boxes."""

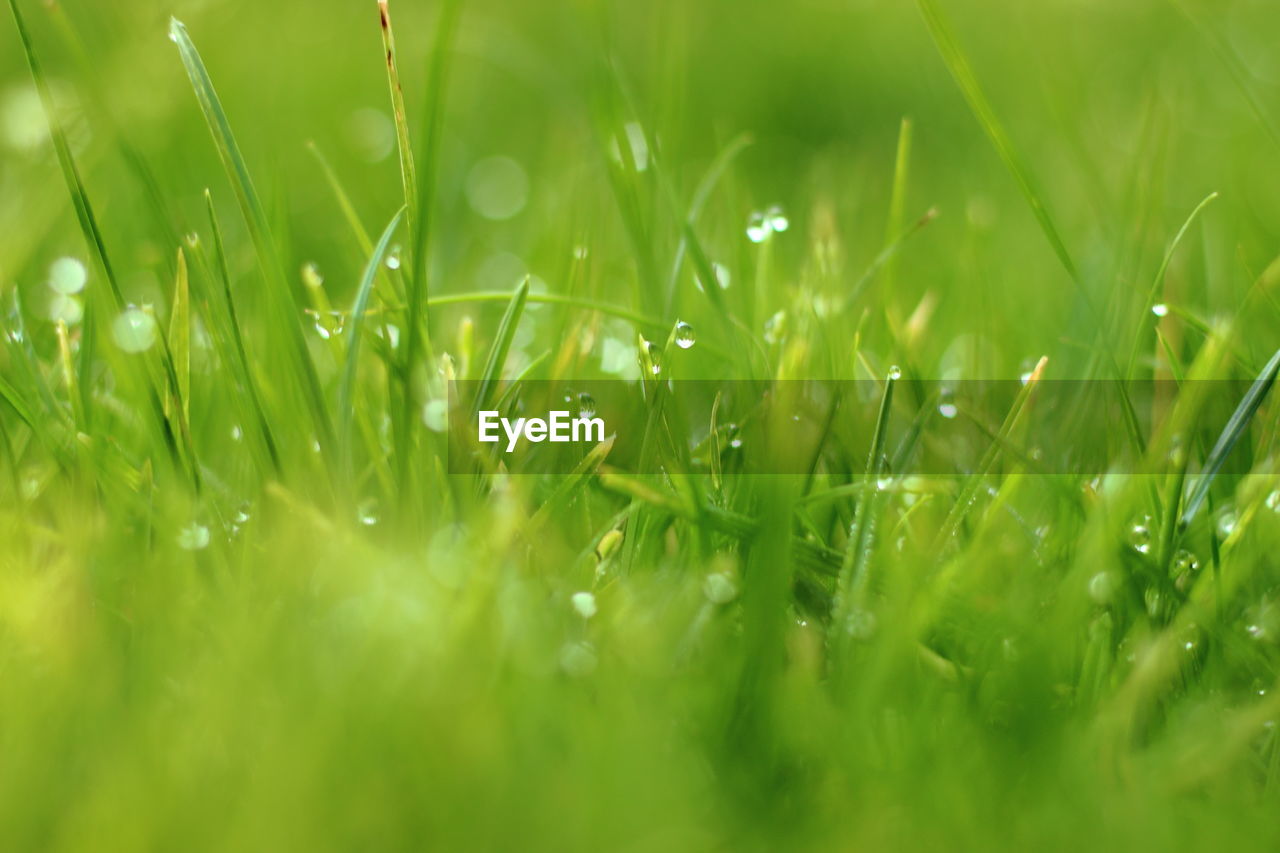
[
  {"left": 4, "top": 0, "right": 1280, "bottom": 850},
  {"left": 3, "top": 0, "right": 1278, "bottom": 371}
]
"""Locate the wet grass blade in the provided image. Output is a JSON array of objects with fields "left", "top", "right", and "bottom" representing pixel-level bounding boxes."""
[
  {"left": 339, "top": 207, "right": 405, "bottom": 480},
  {"left": 204, "top": 190, "right": 282, "bottom": 477},
  {"left": 1181, "top": 346, "right": 1280, "bottom": 525},
  {"left": 471, "top": 278, "right": 530, "bottom": 415},
  {"left": 528, "top": 436, "right": 617, "bottom": 533},
  {"left": 170, "top": 18, "right": 335, "bottom": 458},
  {"left": 916, "top": 0, "right": 1077, "bottom": 281},
  {"left": 168, "top": 248, "right": 191, "bottom": 424},
  {"left": 1125, "top": 192, "right": 1219, "bottom": 381},
  {"left": 881, "top": 117, "right": 914, "bottom": 310},
  {"left": 832, "top": 366, "right": 898, "bottom": 654},
  {"left": 8, "top": 0, "right": 126, "bottom": 429},
  {"left": 378, "top": 1, "right": 419, "bottom": 244}
]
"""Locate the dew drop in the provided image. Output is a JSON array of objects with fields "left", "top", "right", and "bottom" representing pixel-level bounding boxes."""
[
  {"left": 1267, "top": 490, "right": 1280, "bottom": 512},
  {"left": 704, "top": 571, "right": 738, "bottom": 604},
  {"left": 306, "top": 309, "right": 345, "bottom": 340},
  {"left": 713, "top": 262, "right": 731, "bottom": 289},
  {"left": 938, "top": 400, "right": 958, "bottom": 419},
  {"left": 48, "top": 257, "right": 87, "bottom": 295},
  {"left": 177, "top": 522, "right": 210, "bottom": 551},
  {"left": 746, "top": 211, "right": 770, "bottom": 243},
  {"left": 302, "top": 262, "right": 324, "bottom": 289},
  {"left": 422, "top": 398, "right": 449, "bottom": 433},
  {"left": 763, "top": 310, "right": 786, "bottom": 345},
  {"left": 357, "top": 498, "right": 380, "bottom": 527},
  {"left": 1152, "top": 303, "right": 1169, "bottom": 318},
  {"left": 1088, "top": 571, "right": 1118, "bottom": 604},
  {"left": 765, "top": 204, "right": 789, "bottom": 233},
  {"left": 887, "top": 365, "right": 902, "bottom": 381},
  {"left": 845, "top": 609, "right": 878, "bottom": 641},
  {"left": 1144, "top": 587, "right": 1166, "bottom": 620},
  {"left": 571, "top": 591, "right": 597, "bottom": 620},
  {"left": 1129, "top": 515, "right": 1153, "bottom": 554},
  {"left": 384, "top": 245, "right": 403, "bottom": 270},
  {"left": 674, "top": 321, "right": 695, "bottom": 350},
  {"left": 112, "top": 306, "right": 157, "bottom": 353},
  {"left": 48, "top": 294, "right": 83, "bottom": 325},
  {"left": 230, "top": 424, "right": 243, "bottom": 442},
  {"left": 577, "top": 392, "right": 596, "bottom": 419},
  {"left": 1172, "top": 549, "right": 1200, "bottom": 576},
  {"left": 1217, "top": 507, "right": 1238, "bottom": 538}
]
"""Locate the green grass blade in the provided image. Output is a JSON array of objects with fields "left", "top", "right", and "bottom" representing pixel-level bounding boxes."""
[
  {"left": 168, "top": 248, "right": 191, "bottom": 425},
  {"left": 916, "top": 0, "right": 1077, "bottom": 281},
  {"left": 832, "top": 365, "right": 898, "bottom": 656},
  {"left": 8, "top": 0, "right": 126, "bottom": 429},
  {"left": 471, "top": 278, "right": 530, "bottom": 415},
  {"left": 204, "top": 190, "right": 282, "bottom": 477},
  {"left": 881, "top": 117, "right": 914, "bottom": 310},
  {"left": 170, "top": 18, "right": 335, "bottom": 458},
  {"left": 527, "top": 435, "right": 617, "bottom": 532},
  {"left": 1181, "top": 346, "right": 1280, "bottom": 526},
  {"left": 1124, "top": 192, "right": 1219, "bottom": 381},
  {"left": 338, "top": 207, "right": 405, "bottom": 480},
  {"left": 378, "top": 1, "right": 419, "bottom": 245}
]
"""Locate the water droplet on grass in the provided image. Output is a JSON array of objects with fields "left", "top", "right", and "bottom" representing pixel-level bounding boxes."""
[
  {"left": 844, "top": 609, "right": 878, "bottom": 641},
  {"left": 713, "top": 262, "right": 731, "bottom": 289},
  {"left": 674, "top": 321, "right": 695, "bottom": 349},
  {"left": 571, "top": 591, "right": 597, "bottom": 620},
  {"left": 887, "top": 365, "right": 902, "bottom": 380},
  {"left": 1267, "top": 490, "right": 1280, "bottom": 512},
  {"left": 357, "top": 499, "right": 380, "bottom": 526},
  {"left": 1144, "top": 587, "right": 1167, "bottom": 620},
  {"left": 577, "top": 393, "right": 596, "bottom": 419},
  {"left": 112, "top": 306, "right": 157, "bottom": 352},
  {"left": 1217, "top": 507, "right": 1238, "bottom": 537},
  {"left": 1172, "top": 549, "right": 1200, "bottom": 576},
  {"left": 384, "top": 245, "right": 402, "bottom": 270},
  {"left": 1152, "top": 303, "right": 1169, "bottom": 318},
  {"left": 704, "top": 572, "right": 738, "bottom": 604},
  {"left": 48, "top": 257, "right": 86, "bottom": 294},
  {"left": 746, "top": 211, "right": 770, "bottom": 243},
  {"left": 48, "top": 294, "right": 83, "bottom": 325},
  {"left": 1129, "top": 515, "right": 1153, "bottom": 554},
  {"left": 422, "top": 399, "right": 449, "bottom": 433},
  {"left": 765, "top": 205, "right": 789, "bottom": 232},
  {"left": 763, "top": 310, "right": 785, "bottom": 344},
  {"left": 177, "top": 522, "right": 210, "bottom": 551},
  {"left": 302, "top": 262, "right": 324, "bottom": 288},
  {"left": 1089, "top": 571, "right": 1118, "bottom": 604},
  {"left": 306, "top": 309, "right": 345, "bottom": 340}
]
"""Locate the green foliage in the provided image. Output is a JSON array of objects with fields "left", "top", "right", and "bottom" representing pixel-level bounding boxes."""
[{"left": 2, "top": 0, "right": 1280, "bottom": 850}]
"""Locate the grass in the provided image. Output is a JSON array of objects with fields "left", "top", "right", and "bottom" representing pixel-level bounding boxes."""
[{"left": 4, "top": 0, "right": 1280, "bottom": 849}]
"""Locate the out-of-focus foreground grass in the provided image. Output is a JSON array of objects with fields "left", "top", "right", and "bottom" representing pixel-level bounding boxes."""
[{"left": 4, "top": 0, "right": 1280, "bottom": 849}]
